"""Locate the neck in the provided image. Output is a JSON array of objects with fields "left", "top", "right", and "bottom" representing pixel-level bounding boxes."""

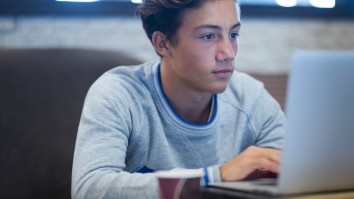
[
  {"left": 160, "top": 62, "right": 213, "bottom": 124},
  {"left": 173, "top": 94, "right": 213, "bottom": 124}
]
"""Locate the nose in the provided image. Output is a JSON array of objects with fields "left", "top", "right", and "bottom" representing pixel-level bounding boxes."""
[{"left": 216, "top": 37, "right": 237, "bottom": 62}]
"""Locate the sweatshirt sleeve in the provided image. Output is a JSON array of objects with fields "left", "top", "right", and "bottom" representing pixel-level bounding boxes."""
[
  {"left": 202, "top": 73, "right": 286, "bottom": 184},
  {"left": 71, "top": 77, "right": 159, "bottom": 199},
  {"left": 201, "top": 165, "right": 223, "bottom": 185},
  {"left": 233, "top": 72, "right": 286, "bottom": 150},
  {"left": 251, "top": 82, "right": 285, "bottom": 150}
]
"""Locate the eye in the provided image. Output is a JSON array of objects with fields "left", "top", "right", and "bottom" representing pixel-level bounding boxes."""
[
  {"left": 200, "top": 33, "right": 215, "bottom": 41},
  {"left": 230, "top": 32, "right": 239, "bottom": 39}
]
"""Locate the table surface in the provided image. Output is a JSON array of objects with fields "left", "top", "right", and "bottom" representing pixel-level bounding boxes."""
[{"left": 201, "top": 187, "right": 354, "bottom": 199}]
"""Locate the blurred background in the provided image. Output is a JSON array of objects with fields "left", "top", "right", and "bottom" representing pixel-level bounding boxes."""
[{"left": 1, "top": 0, "right": 353, "bottom": 74}]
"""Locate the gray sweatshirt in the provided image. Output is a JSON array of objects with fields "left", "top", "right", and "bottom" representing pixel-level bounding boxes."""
[{"left": 72, "top": 61, "right": 285, "bottom": 199}]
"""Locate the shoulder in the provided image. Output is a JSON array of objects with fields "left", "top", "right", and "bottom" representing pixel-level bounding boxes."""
[
  {"left": 81, "top": 61, "right": 159, "bottom": 134},
  {"left": 230, "top": 71, "right": 264, "bottom": 92},
  {"left": 81, "top": 61, "right": 159, "bottom": 119},
  {"left": 220, "top": 70, "right": 283, "bottom": 123},
  {"left": 88, "top": 61, "right": 157, "bottom": 99},
  {"left": 220, "top": 71, "right": 266, "bottom": 108},
  {"left": 220, "top": 71, "right": 285, "bottom": 149},
  {"left": 96, "top": 61, "right": 156, "bottom": 86}
]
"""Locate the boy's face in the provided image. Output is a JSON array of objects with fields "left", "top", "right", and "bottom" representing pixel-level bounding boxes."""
[{"left": 165, "top": 0, "right": 240, "bottom": 94}]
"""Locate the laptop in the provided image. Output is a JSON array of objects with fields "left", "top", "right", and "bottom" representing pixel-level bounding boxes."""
[{"left": 209, "top": 50, "right": 354, "bottom": 195}]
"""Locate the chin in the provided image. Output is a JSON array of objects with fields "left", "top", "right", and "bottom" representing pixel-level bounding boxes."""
[{"left": 210, "top": 84, "right": 228, "bottom": 94}]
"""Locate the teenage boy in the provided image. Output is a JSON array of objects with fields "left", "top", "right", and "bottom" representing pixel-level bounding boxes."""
[{"left": 72, "top": 0, "right": 285, "bottom": 198}]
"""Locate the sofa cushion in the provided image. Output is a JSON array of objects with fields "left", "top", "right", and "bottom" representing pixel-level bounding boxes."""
[{"left": 0, "top": 48, "right": 141, "bottom": 199}]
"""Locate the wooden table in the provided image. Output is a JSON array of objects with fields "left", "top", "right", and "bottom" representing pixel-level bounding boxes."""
[{"left": 201, "top": 187, "right": 354, "bottom": 199}]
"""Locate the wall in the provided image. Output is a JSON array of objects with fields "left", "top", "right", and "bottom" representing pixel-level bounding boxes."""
[{"left": 1, "top": 16, "right": 353, "bottom": 74}]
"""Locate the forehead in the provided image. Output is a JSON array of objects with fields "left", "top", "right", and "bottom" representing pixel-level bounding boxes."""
[{"left": 180, "top": 0, "right": 240, "bottom": 30}]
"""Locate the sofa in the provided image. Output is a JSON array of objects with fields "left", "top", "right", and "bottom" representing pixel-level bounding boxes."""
[
  {"left": 0, "top": 48, "right": 287, "bottom": 199},
  {"left": 0, "top": 48, "right": 142, "bottom": 199}
]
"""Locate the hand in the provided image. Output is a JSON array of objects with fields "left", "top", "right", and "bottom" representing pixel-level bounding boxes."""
[{"left": 220, "top": 146, "right": 281, "bottom": 181}]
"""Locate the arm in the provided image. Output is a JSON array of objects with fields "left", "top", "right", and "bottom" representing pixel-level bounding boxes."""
[
  {"left": 218, "top": 78, "right": 285, "bottom": 182},
  {"left": 71, "top": 80, "right": 159, "bottom": 199}
]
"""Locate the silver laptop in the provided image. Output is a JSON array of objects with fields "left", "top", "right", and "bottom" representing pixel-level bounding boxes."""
[{"left": 209, "top": 50, "right": 354, "bottom": 195}]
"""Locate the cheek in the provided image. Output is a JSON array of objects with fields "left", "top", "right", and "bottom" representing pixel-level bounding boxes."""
[
  {"left": 191, "top": 45, "right": 217, "bottom": 62},
  {"left": 175, "top": 42, "right": 217, "bottom": 74},
  {"left": 232, "top": 41, "right": 239, "bottom": 54},
  {"left": 189, "top": 52, "right": 214, "bottom": 73},
  {"left": 180, "top": 47, "right": 209, "bottom": 66}
]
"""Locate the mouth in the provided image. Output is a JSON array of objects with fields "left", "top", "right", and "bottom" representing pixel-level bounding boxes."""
[
  {"left": 212, "top": 68, "right": 234, "bottom": 79},
  {"left": 213, "top": 68, "right": 233, "bottom": 73}
]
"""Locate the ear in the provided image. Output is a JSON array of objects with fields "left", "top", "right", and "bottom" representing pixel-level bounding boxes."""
[{"left": 152, "top": 31, "right": 171, "bottom": 57}]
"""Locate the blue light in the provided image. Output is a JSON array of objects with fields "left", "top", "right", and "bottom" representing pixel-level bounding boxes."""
[
  {"left": 309, "top": 0, "right": 335, "bottom": 8},
  {"left": 276, "top": 0, "right": 297, "bottom": 7},
  {"left": 56, "top": 0, "right": 100, "bottom": 2}
]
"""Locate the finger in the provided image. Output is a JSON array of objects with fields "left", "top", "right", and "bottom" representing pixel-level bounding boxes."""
[
  {"left": 254, "top": 157, "right": 280, "bottom": 174},
  {"left": 220, "top": 147, "right": 282, "bottom": 181},
  {"left": 220, "top": 158, "right": 260, "bottom": 181},
  {"left": 249, "top": 146, "right": 282, "bottom": 164},
  {"left": 244, "top": 169, "right": 278, "bottom": 180},
  {"left": 225, "top": 158, "right": 279, "bottom": 181}
]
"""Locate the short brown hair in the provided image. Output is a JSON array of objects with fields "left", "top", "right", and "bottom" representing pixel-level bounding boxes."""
[{"left": 136, "top": 0, "right": 211, "bottom": 47}]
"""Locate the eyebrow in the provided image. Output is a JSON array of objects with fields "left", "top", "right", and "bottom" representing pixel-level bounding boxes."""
[{"left": 194, "top": 22, "right": 241, "bottom": 31}]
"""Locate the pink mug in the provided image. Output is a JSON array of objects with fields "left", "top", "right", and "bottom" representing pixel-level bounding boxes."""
[{"left": 155, "top": 169, "right": 203, "bottom": 199}]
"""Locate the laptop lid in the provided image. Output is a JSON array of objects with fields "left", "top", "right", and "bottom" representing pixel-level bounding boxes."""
[{"left": 278, "top": 50, "right": 354, "bottom": 194}]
